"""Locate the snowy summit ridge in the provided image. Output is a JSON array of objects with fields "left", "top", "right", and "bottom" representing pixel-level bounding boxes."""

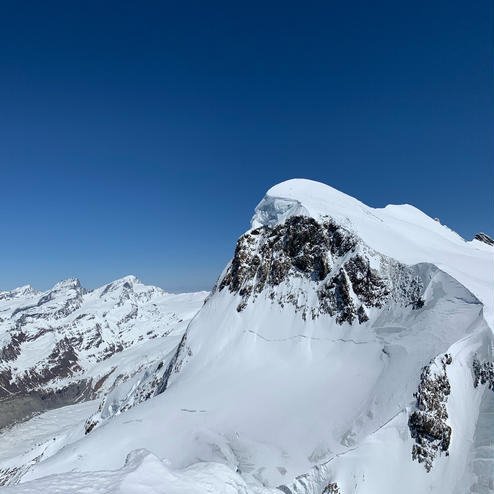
[
  {"left": 253, "top": 178, "right": 494, "bottom": 329},
  {"left": 252, "top": 178, "right": 369, "bottom": 229}
]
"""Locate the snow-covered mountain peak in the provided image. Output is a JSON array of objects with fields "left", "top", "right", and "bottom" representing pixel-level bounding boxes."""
[
  {"left": 57, "top": 181, "right": 492, "bottom": 494},
  {"left": 108, "top": 274, "right": 141, "bottom": 286},
  {"left": 252, "top": 179, "right": 494, "bottom": 329},
  {"left": 96, "top": 275, "right": 143, "bottom": 294},
  {"left": 93, "top": 275, "right": 167, "bottom": 305},
  {"left": 0, "top": 181, "right": 491, "bottom": 494},
  {"left": 253, "top": 179, "right": 456, "bottom": 242},
  {"left": 251, "top": 178, "right": 367, "bottom": 229},
  {"left": 51, "top": 277, "right": 83, "bottom": 291},
  {"left": 0, "top": 285, "right": 39, "bottom": 301}
]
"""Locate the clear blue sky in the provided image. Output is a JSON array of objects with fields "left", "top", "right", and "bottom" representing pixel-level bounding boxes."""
[{"left": 1, "top": 1, "right": 492, "bottom": 292}]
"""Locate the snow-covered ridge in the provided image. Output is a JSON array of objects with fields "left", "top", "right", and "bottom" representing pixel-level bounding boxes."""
[{"left": 252, "top": 179, "right": 494, "bottom": 329}]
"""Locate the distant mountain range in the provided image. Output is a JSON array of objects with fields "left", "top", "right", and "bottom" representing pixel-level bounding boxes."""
[{"left": 0, "top": 275, "right": 207, "bottom": 430}]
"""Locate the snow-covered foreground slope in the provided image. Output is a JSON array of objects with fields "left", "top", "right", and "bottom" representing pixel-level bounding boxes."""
[
  {"left": 1, "top": 180, "right": 492, "bottom": 494},
  {"left": 2, "top": 449, "right": 264, "bottom": 494}
]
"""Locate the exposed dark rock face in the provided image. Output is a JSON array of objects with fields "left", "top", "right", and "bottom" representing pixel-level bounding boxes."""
[
  {"left": 0, "top": 330, "right": 27, "bottom": 362},
  {"left": 473, "top": 357, "right": 494, "bottom": 391},
  {"left": 409, "top": 354, "right": 452, "bottom": 472},
  {"left": 217, "top": 215, "right": 423, "bottom": 323},
  {"left": 474, "top": 233, "right": 494, "bottom": 246},
  {"left": 322, "top": 482, "right": 341, "bottom": 493}
]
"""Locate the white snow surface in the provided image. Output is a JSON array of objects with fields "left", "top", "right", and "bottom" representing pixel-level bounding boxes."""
[{"left": 1, "top": 179, "right": 492, "bottom": 494}]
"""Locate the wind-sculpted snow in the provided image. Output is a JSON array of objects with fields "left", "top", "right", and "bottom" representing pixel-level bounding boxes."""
[
  {"left": 1, "top": 179, "right": 492, "bottom": 494},
  {"left": 0, "top": 449, "right": 262, "bottom": 494}
]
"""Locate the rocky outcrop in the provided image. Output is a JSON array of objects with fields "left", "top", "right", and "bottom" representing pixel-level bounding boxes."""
[
  {"left": 322, "top": 482, "right": 341, "bottom": 493},
  {"left": 474, "top": 233, "right": 494, "bottom": 246},
  {"left": 409, "top": 354, "right": 452, "bottom": 472},
  {"left": 85, "top": 331, "right": 196, "bottom": 434},
  {"left": 84, "top": 360, "right": 167, "bottom": 435},
  {"left": 473, "top": 357, "right": 494, "bottom": 391},
  {"left": 217, "top": 215, "right": 424, "bottom": 324}
]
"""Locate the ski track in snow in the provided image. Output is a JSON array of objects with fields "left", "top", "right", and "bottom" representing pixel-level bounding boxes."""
[{"left": 245, "top": 329, "right": 373, "bottom": 345}]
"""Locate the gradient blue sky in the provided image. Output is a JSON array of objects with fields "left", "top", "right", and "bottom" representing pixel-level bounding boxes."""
[{"left": 1, "top": 1, "right": 492, "bottom": 292}]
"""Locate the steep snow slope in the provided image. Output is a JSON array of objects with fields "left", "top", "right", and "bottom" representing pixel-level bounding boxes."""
[{"left": 3, "top": 180, "right": 493, "bottom": 494}]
